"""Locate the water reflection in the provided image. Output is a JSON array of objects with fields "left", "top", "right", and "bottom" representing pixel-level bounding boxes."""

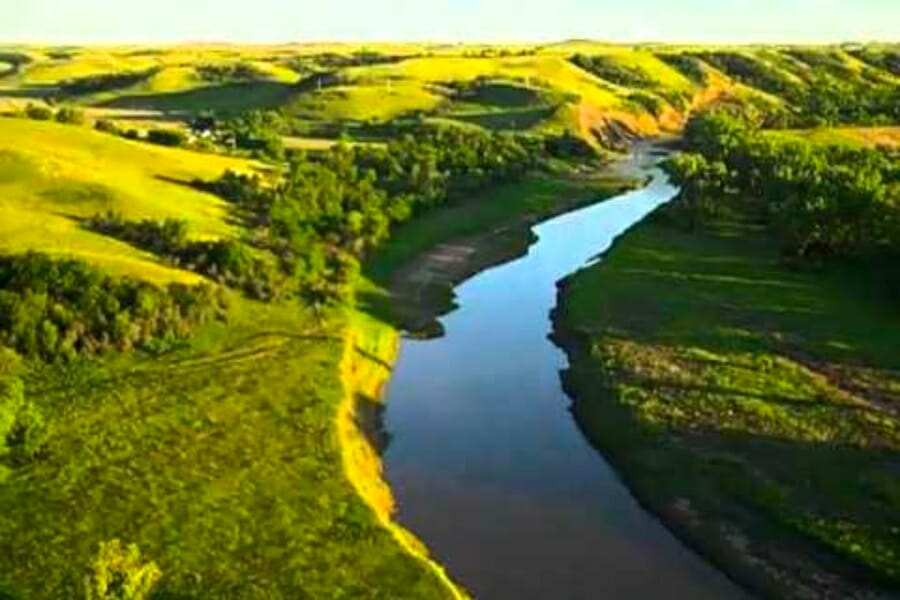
[{"left": 383, "top": 147, "right": 750, "bottom": 600}]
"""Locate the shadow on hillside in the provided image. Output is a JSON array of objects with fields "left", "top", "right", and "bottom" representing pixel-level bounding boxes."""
[
  {"left": 98, "top": 81, "right": 295, "bottom": 115},
  {"left": 447, "top": 105, "right": 558, "bottom": 131},
  {"left": 0, "top": 85, "right": 58, "bottom": 100}
]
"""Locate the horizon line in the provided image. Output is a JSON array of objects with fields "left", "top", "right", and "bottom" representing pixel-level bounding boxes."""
[{"left": 1, "top": 37, "right": 897, "bottom": 48}]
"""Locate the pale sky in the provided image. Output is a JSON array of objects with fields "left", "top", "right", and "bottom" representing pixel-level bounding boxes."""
[{"left": 2, "top": 0, "right": 899, "bottom": 45}]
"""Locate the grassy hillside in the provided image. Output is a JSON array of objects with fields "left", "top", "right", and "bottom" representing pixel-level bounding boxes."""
[
  {"left": 774, "top": 125, "right": 900, "bottom": 148},
  {"left": 0, "top": 118, "right": 260, "bottom": 284},
  {"left": 3, "top": 43, "right": 895, "bottom": 148}
]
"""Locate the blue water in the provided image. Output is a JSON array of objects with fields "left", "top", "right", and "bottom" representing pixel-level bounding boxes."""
[{"left": 382, "top": 148, "right": 750, "bottom": 599}]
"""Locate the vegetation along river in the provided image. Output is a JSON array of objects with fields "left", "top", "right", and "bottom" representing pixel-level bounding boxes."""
[{"left": 381, "top": 146, "right": 752, "bottom": 599}]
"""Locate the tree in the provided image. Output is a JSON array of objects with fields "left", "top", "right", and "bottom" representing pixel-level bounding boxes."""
[
  {"left": 55, "top": 106, "right": 86, "bottom": 125},
  {"left": 664, "top": 153, "right": 728, "bottom": 230},
  {"left": 147, "top": 129, "right": 186, "bottom": 147},
  {"left": 24, "top": 104, "right": 54, "bottom": 121}
]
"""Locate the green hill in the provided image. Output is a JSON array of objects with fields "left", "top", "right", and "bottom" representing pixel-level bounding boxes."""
[
  {"left": 0, "top": 118, "right": 257, "bottom": 284},
  {"left": 2, "top": 43, "right": 895, "bottom": 148}
]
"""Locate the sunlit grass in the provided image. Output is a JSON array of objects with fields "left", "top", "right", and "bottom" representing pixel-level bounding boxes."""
[{"left": 556, "top": 203, "right": 900, "bottom": 591}]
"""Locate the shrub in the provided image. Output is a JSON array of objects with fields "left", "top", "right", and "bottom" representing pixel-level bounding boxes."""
[
  {"left": 55, "top": 106, "right": 86, "bottom": 125},
  {"left": 146, "top": 128, "right": 186, "bottom": 147},
  {"left": 94, "top": 119, "right": 118, "bottom": 134},
  {"left": 84, "top": 540, "right": 161, "bottom": 600},
  {"left": 24, "top": 104, "right": 54, "bottom": 121}
]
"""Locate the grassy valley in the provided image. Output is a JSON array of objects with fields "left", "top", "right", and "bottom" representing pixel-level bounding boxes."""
[{"left": 0, "top": 38, "right": 897, "bottom": 600}]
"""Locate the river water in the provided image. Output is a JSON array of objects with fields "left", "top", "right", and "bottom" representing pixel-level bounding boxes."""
[{"left": 382, "top": 147, "right": 750, "bottom": 599}]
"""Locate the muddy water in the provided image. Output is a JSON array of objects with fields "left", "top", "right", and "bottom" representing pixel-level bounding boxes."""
[{"left": 382, "top": 148, "right": 751, "bottom": 599}]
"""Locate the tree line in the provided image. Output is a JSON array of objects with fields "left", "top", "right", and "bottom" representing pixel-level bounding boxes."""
[
  {"left": 0, "top": 252, "right": 225, "bottom": 361},
  {"left": 58, "top": 68, "right": 158, "bottom": 96},
  {"left": 664, "top": 109, "right": 900, "bottom": 287},
  {"left": 204, "top": 124, "right": 544, "bottom": 309},
  {"left": 85, "top": 214, "right": 284, "bottom": 301}
]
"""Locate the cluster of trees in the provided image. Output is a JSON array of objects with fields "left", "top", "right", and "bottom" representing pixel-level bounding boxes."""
[
  {"left": 23, "top": 103, "right": 85, "bottom": 124},
  {"left": 196, "top": 62, "right": 267, "bottom": 83},
  {"left": 0, "top": 252, "right": 225, "bottom": 361},
  {"left": 217, "top": 110, "right": 286, "bottom": 159},
  {"left": 680, "top": 50, "right": 899, "bottom": 127},
  {"left": 315, "top": 51, "right": 406, "bottom": 69},
  {"left": 570, "top": 54, "right": 656, "bottom": 88},
  {"left": 690, "top": 51, "right": 801, "bottom": 98},
  {"left": 626, "top": 91, "right": 665, "bottom": 117},
  {"left": 92, "top": 119, "right": 190, "bottom": 148},
  {"left": 58, "top": 69, "right": 157, "bottom": 96},
  {"left": 206, "top": 124, "right": 543, "bottom": 307},
  {"left": 665, "top": 110, "right": 900, "bottom": 270},
  {"left": 0, "top": 52, "right": 32, "bottom": 77},
  {"left": 86, "top": 214, "right": 284, "bottom": 300},
  {"left": 791, "top": 75, "right": 899, "bottom": 127}
]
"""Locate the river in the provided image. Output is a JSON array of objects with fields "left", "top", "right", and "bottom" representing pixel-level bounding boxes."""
[{"left": 382, "top": 146, "right": 751, "bottom": 599}]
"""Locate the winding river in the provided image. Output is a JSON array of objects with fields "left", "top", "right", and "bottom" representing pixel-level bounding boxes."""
[{"left": 382, "top": 147, "right": 751, "bottom": 599}]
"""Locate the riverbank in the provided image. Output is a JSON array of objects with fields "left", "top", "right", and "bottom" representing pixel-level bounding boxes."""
[
  {"left": 339, "top": 161, "right": 639, "bottom": 597},
  {"left": 361, "top": 163, "right": 636, "bottom": 334},
  {"left": 552, "top": 200, "right": 900, "bottom": 599},
  {"left": 0, "top": 295, "right": 458, "bottom": 598}
]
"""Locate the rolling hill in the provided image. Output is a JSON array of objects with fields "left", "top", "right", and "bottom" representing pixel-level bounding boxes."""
[
  {"left": 0, "top": 117, "right": 258, "bottom": 284},
  {"left": 1, "top": 43, "right": 896, "bottom": 148}
]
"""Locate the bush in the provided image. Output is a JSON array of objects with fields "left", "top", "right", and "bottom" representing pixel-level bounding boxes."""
[
  {"left": 84, "top": 540, "right": 161, "bottom": 600},
  {"left": 55, "top": 106, "right": 86, "bottom": 125},
  {"left": 24, "top": 104, "right": 53, "bottom": 121},
  {"left": 0, "top": 347, "right": 45, "bottom": 472},
  {"left": 94, "top": 119, "right": 118, "bottom": 134},
  {"left": 146, "top": 128, "right": 186, "bottom": 147}
]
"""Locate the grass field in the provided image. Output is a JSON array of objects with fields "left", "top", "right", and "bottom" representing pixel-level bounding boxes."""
[
  {"left": 0, "top": 295, "right": 457, "bottom": 599},
  {"left": 554, "top": 204, "right": 900, "bottom": 598}
]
